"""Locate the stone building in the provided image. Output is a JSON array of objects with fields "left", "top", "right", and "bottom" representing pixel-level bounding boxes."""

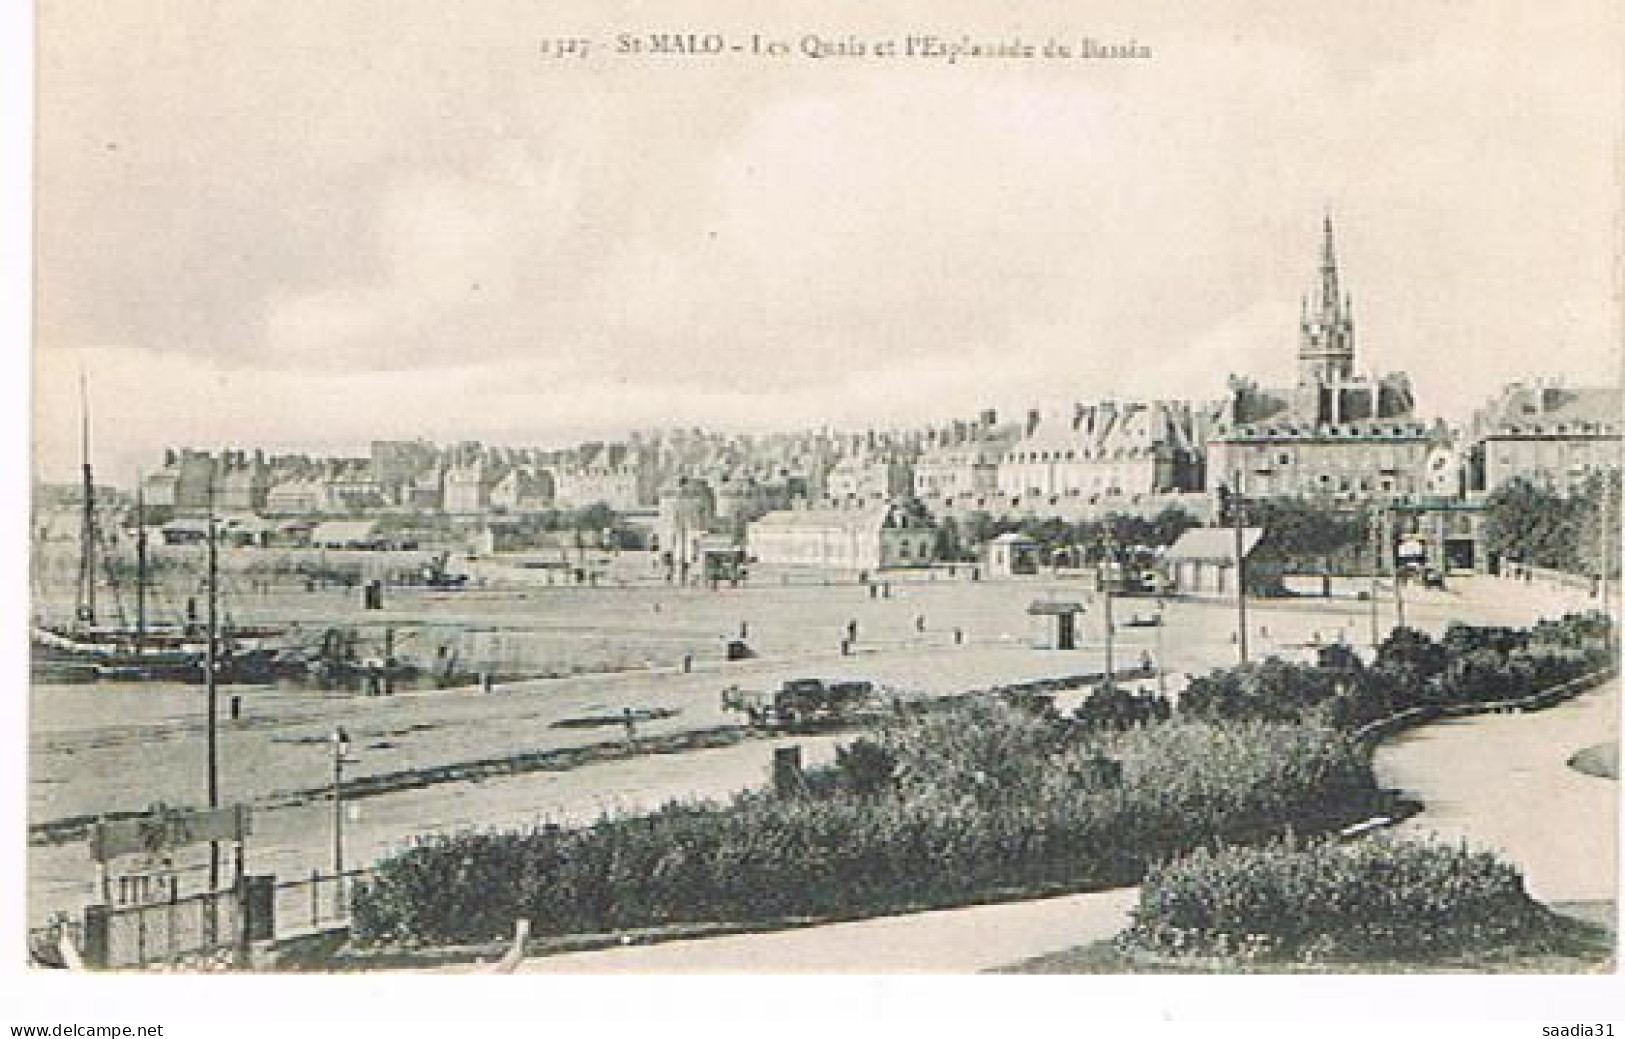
[
  {"left": 655, "top": 476, "right": 720, "bottom": 568},
  {"left": 551, "top": 443, "right": 657, "bottom": 511},
  {"left": 997, "top": 400, "right": 1204, "bottom": 503},
  {"left": 489, "top": 467, "right": 554, "bottom": 514},
  {"left": 142, "top": 450, "right": 218, "bottom": 516},
  {"left": 370, "top": 439, "right": 440, "bottom": 498},
  {"left": 914, "top": 414, "right": 1021, "bottom": 505},
  {"left": 747, "top": 500, "right": 936, "bottom": 571},
  {"left": 444, "top": 455, "right": 502, "bottom": 515},
  {"left": 1206, "top": 217, "right": 1432, "bottom": 501},
  {"left": 264, "top": 477, "right": 329, "bottom": 516},
  {"left": 1465, "top": 383, "right": 1622, "bottom": 494},
  {"left": 825, "top": 451, "right": 916, "bottom": 503},
  {"left": 215, "top": 454, "right": 272, "bottom": 514}
]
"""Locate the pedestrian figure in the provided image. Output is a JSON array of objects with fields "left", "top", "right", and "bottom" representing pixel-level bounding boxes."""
[
  {"left": 954, "top": 627, "right": 964, "bottom": 645},
  {"left": 847, "top": 619, "right": 858, "bottom": 644},
  {"left": 739, "top": 620, "right": 749, "bottom": 640},
  {"left": 622, "top": 707, "right": 637, "bottom": 750},
  {"left": 915, "top": 614, "right": 926, "bottom": 634}
]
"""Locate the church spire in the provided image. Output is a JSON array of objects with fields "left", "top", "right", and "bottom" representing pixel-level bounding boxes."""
[
  {"left": 1317, "top": 214, "right": 1341, "bottom": 318},
  {"left": 1298, "top": 213, "right": 1356, "bottom": 389}
]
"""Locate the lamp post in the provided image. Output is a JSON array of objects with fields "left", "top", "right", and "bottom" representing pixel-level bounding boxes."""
[
  {"left": 1223, "top": 474, "right": 1249, "bottom": 666},
  {"left": 205, "top": 480, "right": 220, "bottom": 889},
  {"left": 1367, "top": 509, "right": 1382, "bottom": 653},
  {"left": 1155, "top": 597, "right": 1167, "bottom": 698},
  {"left": 1098, "top": 531, "right": 1118, "bottom": 685},
  {"left": 331, "top": 727, "right": 350, "bottom": 888},
  {"left": 1392, "top": 506, "right": 1408, "bottom": 631}
]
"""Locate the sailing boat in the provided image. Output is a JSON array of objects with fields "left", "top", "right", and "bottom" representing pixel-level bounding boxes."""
[{"left": 30, "top": 380, "right": 287, "bottom": 682}]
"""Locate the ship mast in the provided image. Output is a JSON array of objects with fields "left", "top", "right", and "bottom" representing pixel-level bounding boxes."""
[
  {"left": 135, "top": 481, "right": 147, "bottom": 646},
  {"left": 76, "top": 373, "right": 96, "bottom": 627},
  {"left": 206, "top": 476, "right": 221, "bottom": 888}
]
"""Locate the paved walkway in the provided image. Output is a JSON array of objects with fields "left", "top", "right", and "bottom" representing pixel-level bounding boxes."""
[
  {"left": 1376, "top": 678, "right": 1619, "bottom": 903},
  {"left": 504, "top": 584, "right": 1616, "bottom": 973},
  {"left": 489, "top": 888, "right": 1139, "bottom": 974}
]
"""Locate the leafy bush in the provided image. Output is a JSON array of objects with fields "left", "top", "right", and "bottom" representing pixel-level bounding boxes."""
[
  {"left": 1374, "top": 627, "right": 1450, "bottom": 685},
  {"left": 1179, "top": 659, "right": 1344, "bottom": 723},
  {"left": 1122, "top": 834, "right": 1557, "bottom": 962},
  {"left": 1179, "top": 613, "right": 1612, "bottom": 728},
  {"left": 1072, "top": 684, "right": 1171, "bottom": 731},
  {"left": 351, "top": 612, "right": 1612, "bottom": 948},
  {"left": 351, "top": 707, "right": 1376, "bottom": 946},
  {"left": 831, "top": 738, "right": 898, "bottom": 797}
]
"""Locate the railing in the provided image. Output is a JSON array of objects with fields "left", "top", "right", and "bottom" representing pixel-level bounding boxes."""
[
  {"left": 99, "top": 889, "right": 239, "bottom": 969},
  {"left": 26, "top": 917, "right": 85, "bottom": 969},
  {"left": 1521, "top": 564, "right": 1603, "bottom": 593},
  {"left": 1352, "top": 666, "right": 1616, "bottom": 751},
  {"left": 272, "top": 868, "right": 373, "bottom": 938}
]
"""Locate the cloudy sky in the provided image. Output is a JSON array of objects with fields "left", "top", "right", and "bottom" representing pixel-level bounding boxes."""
[{"left": 30, "top": 0, "right": 1623, "bottom": 485}]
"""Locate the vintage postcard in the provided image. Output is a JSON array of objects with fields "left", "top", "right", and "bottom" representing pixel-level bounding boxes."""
[{"left": 16, "top": 0, "right": 1625, "bottom": 1017}]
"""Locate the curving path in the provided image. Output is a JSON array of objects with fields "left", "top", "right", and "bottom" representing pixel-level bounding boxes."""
[
  {"left": 1374, "top": 678, "right": 1618, "bottom": 904},
  {"left": 478, "top": 887, "right": 1138, "bottom": 974},
  {"left": 464, "top": 578, "right": 1615, "bottom": 972}
]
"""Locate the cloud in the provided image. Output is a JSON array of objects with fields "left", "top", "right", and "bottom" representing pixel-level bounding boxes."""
[{"left": 30, "top": 0, "right": 1624, "bottom": 481}]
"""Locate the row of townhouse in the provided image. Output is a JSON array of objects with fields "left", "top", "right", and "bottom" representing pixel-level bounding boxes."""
[{"left": 136, "top": 220, "right": 1618, "bottom": 543}]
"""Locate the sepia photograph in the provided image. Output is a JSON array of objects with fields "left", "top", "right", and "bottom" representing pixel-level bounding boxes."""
[{"left": 12, "top": 0, "right": 1625, "bottom": 1015}]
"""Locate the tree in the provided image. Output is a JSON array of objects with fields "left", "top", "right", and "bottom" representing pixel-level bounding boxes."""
[
  {"left": 933, "top": 515, "right": 964, "bottom": 562},
  {"left": 1374, "top": 627, "right": 1449, "bottom": 685},
  {"left": 1480, "top": 475, "right": 1614, "bottom": 575}
]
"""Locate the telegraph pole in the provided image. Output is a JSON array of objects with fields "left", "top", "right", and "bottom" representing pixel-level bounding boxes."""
[
  {"left": 1368, "top": 508, "right": 1382, "bottom": 652},
  {"left": 1155, "top": 598, "right": 1167, "bottom": 697},
  {"left": 206, "top": 477, "right": 220, "bottom": 890},
  {"left": 1099, "top": 531, "right": 1117, "bottom": 683},
  {"left": 332, "top": 728, "right": 349, "bottom": 881},
  {"left": 77, "top": 373, "right": 97, "bottom": 625},
  {"left": 1392, "top": 507, "right": 1407, "bottom": 631},
  {"left": 1232, "top": 475, "right": 1249, "bottom": 666},
  {"left": 135, "top": 482, "right": 147, "bottom": 647}
]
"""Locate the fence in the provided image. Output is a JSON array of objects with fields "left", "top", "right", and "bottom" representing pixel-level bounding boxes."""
[
  {"left": 93, "top": 888, "right": 240, "bottom": 969},
  {"left": 273, "top": 868, "right": 373, "bottom": 938},
  {"left": 1352, "top": 666, "right": 1617, "bottom": 752}
]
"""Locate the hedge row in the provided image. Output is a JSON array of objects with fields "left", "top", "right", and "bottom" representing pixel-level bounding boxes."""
[
  {"left": 1177, "top": 611, "right": 1612, "bottom": 732},
  {"left": 1121, "top": 833, "right": 1557, "bottom": 962},
  {"left": 351, "top": 613, "right": 1610, "bottom": 948},
  {"left": 352, "top": 708, "right": 1375, "bottom": 945}
]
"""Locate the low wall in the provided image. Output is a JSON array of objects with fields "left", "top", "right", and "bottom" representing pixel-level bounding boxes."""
[{"left": 1351, "top": 666, "right": 1617, "bottom": 752}]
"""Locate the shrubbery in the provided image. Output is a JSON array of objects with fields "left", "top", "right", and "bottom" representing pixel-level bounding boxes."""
[
  {"left": 1121, "top": 834, "right": 1558, "bottom": 962},
  {"left": 352, "top": 705, "right": 1376, "bottom": 946},
  {"left": 349, "top": 612, "right": 1611, "bottom": 949},
  {"left": 1177, "top": 611, "right": 1612, "bottom": 731}
]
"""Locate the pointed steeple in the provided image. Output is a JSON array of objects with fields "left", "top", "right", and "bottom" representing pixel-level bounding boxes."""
[
  {"left": 1317, "top": 214, "right": 1341, "bottom": 318},
  {"left": 1298, "top": 213, "right": 1357, "bottom": 389}
]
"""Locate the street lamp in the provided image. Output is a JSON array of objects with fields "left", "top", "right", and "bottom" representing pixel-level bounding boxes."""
[
  {"left": 331, "top": 727, "right": 351, "bottom": 886},
  {"left": 1219, "top": 475, "right": 1249, "bottom": 665},
  {"left": 1155, "top": 597, "right": 1168, "bottom": 698}
]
